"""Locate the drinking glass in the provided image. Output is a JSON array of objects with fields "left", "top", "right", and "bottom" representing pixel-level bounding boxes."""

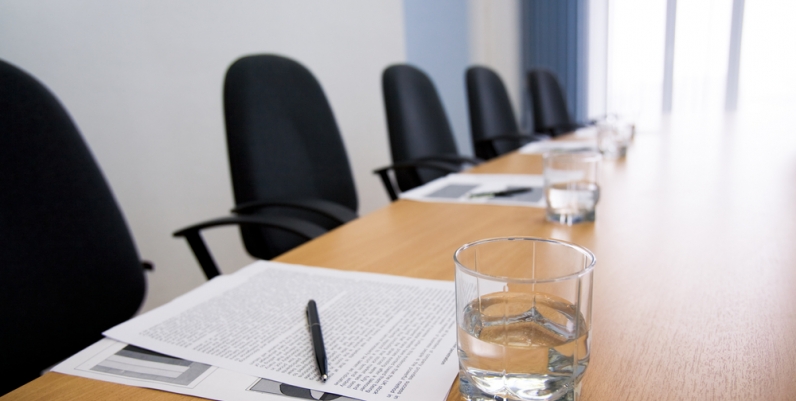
[
  {"left": 543, "top": 150, "right": 601, "bottom": 224},
  {"left": 455, "top": 237, "right": 596, "bottom": 401},
  {"left": 596, "top": 122, "right": 631, "bottom": 159}
]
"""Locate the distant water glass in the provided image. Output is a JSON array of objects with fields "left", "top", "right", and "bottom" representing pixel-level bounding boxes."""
[
  {"left": 455, "top": 237, "right": 596, "bottom": 401},
  {"left": 543, "top": 151, "right": 601, "bottom": 225},
  {"left": 596, "top": 122, "right": 631, "bottom": 159}
]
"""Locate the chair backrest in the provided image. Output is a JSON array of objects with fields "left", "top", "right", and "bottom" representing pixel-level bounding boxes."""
[
  {"left": 466, "top": 66, "right": 522, "bottom": 159},
  {"left": 224, "top": 55, "right": 357, "bottom": 260},
  {"left": 382, "top": 64, "right": 459, "bottom": 189},
  {"left": 0, "top": 59, "right": 146, "bottom": 395},
  {"left": 529, "top": 68, "right": 574, "bottom": 136}
]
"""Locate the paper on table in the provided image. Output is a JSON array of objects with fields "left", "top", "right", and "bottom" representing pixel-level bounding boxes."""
[
  {"left": 53, "top": 338, "right": 361, "bottom": 401},
  {"left": 399, "top": 173, "right": 545, "bottom": 207},
  {"left": 104, "top": 261, "right": 458, "bottom": 401},
  {"left": 572, "top": 126, "right": 598, "bottom": 138},
  {"left": 519, "top": 139, "right": 597, "bottom": 154}
]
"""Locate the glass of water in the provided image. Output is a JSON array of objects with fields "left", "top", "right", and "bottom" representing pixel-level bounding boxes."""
[
  {"left": 455, "top": 237, "right": 596, "bottom": 401},
  {"left": 596, "top": 122, "right": 631, "bottom": 159},
  {"left": 543, "top": 150, "right": 601, "bottom": 224}
]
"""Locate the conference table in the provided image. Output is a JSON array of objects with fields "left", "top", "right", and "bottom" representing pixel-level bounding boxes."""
[{"left": 5, "top": 115, "right": 796, "bottom": 400}]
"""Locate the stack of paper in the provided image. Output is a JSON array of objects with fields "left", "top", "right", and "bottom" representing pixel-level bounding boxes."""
[{"left": 54, "top": 261, "right": 459, "bottom": 401}]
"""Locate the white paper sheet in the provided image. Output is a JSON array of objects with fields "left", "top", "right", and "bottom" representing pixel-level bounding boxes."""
[
  {"left": 104, "top": 261, "right": 458, "bottom": 401},
  {"left": 53, "top": 338, "right": 361, "bottom": 401},
  {"left": 519, "top": 139, "right": 597, "bottom": 154},
  {"left": 572, "top": 126, "right": 598, "bottom": 138},
  {"left": 399, "top": 173, "right": 545, "bottom": 207}
]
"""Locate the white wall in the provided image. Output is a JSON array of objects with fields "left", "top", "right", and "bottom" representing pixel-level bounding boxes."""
[
  {"left": 403, "top": 0, "right": 472, "bottom": 154},
  {"left": 468, "top": 0, "right": 522, "bottom": 119},
  {"left": 0, "top": 0, "right": 405, "bottom": 311}
]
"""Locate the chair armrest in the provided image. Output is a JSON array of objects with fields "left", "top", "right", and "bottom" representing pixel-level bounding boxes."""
[
  {"left": 474, "top": 133, "right": 540, "bottom": 146},
  {"left": 556, "top": 122, "right": 590, "bottom": 136},
  {"left": 415, "top": 154, "right": 483, "bottom": 166},
  {"left": 173, "top": 215, "right": 327, "bottom": 280},
  {"left": 372, "top": 159, "right": 464, "bottom": 201},
  {"left": 231, "top": 198, "right": 357, "bottom": 225},
  {"left": 373, "top": 159, "right": 464, "bottom": 176}
]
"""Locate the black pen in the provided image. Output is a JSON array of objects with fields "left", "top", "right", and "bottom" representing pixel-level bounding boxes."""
[
  {"left": 306, "top": 300, "right": 328, "bottom": 382},
  {"left": 467, "top": 186, "right": 533, "bottom": 199}
]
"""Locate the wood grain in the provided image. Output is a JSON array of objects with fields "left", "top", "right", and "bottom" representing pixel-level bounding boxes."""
[
  {"left": 5, "top": 119, "right": 796, "bottom": 400},
  {"left": 1, "top": 373, "right": 196, "bottom": 400}
]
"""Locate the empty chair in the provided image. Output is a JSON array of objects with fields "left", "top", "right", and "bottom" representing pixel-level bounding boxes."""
[
  {"left": 375, "top": 64, "right": 481, "bottom": 201},
  {"left": 466, "top": 66, "right": 539, "bottom": 160},
  {"left": 0, "top": 59, "right": 147, "bottom": 395},
  {"left": 529, "top": 68, "right": 589, "bottom": 136},
  {"left": 174, "top": 55, "right": 357, "bottom": 279}
]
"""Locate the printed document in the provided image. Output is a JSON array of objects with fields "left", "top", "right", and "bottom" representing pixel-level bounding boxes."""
[
  {"left": 53, "top": 337, "right": 360, "bottom": 401},
  {"left": 519, "top": 139, "right": 596, "bottom": 154},
  {"left": 104, "top": 261, "right": 458, "bottom": 401},
  {"left": 399, "top": 173, "right": 545, "bottom": 207}
]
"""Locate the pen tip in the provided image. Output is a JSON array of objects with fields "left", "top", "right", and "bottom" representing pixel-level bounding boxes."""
[{"left": 322, "top": 374, "right": 328, "bottom": 382}]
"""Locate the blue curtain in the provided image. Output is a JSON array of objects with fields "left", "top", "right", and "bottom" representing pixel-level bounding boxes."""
[{"left": 522, "top": 0, "right": 588, "bottom": 123}]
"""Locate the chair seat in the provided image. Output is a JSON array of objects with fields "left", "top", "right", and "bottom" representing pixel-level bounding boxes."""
[
  {"left": 174, "top": 55, "right": 359, "bottom": 278},
  {"left": 529, "top": 68, "right": 592, "bottom": 137},
  {"left": 377, "top": 64, "right": 480, "bottom": 200},
  {"left": 467, "top": 66, "right": 543, "bottom": 160},
  {"left": 0, "top": 58, "right": 146, "bottom": 395}
]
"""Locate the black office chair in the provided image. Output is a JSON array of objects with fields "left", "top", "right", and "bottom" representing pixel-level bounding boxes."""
[
  {"left": 375, "top": 64, "right": 481, "bottom": 201},
  {"left": 529, "top": 68, "right": 589, "bottom": 136},
  {"left": 466, "top": 66, "right": 539, "bottom": 160},
  {"left": 0, "top": 59, "right": 147, "bottom": 395},
  {"left": 174, "top": 55, "right": 358, "bottom": 279}
]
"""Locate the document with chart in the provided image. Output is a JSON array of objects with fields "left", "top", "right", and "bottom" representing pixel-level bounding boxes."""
[
  {"left": 103, "top": 261, "right": 458, "bottom": 401},
  {"left": 399, "top": 173, "right": 545, "bottom": 207},
  {"left": 519, "top": 139, "right": 597, "bottom": 154},
  {"left": 53, "top": 337, "right": 360, "bottom": 400}
]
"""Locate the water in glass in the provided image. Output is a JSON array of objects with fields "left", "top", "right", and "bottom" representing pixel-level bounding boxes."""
[
  {"left": 545, "top": 182, "right": 600, "bottom": 224},
  {"left": 458, "top": 291, "right": 589, "bottom": 401}
]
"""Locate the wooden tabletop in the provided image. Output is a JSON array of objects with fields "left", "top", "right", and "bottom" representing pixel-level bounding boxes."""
[{"left": 6, "top": 118, "right": 796, "bottom": 400}]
